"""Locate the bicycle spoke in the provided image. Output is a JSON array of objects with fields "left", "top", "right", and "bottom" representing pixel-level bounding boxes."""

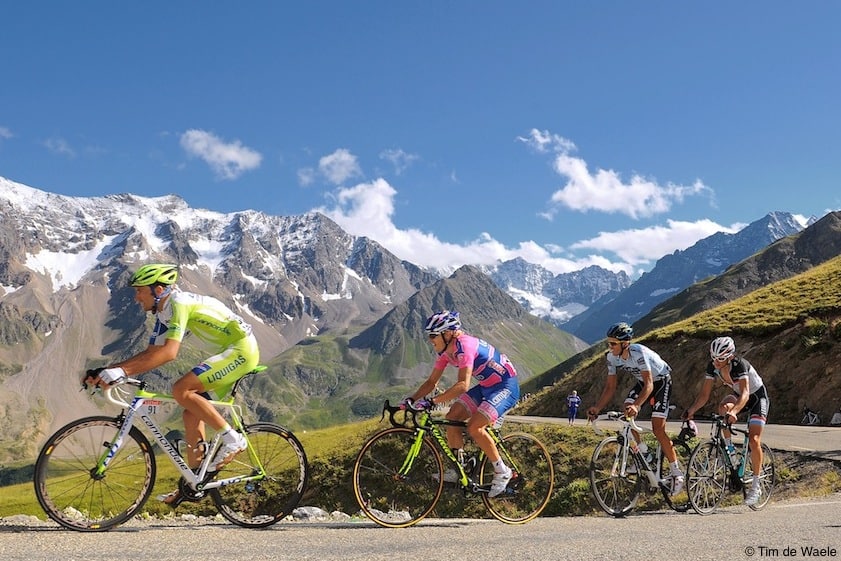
[
  {"left": 686, "top": 441, "right": 727, "bottom": 515},
  {"left": 34, "top": 417, "right": 155, "bottom": 531},
  {"left": 745, "top": 443, "right": 775, "bottom": 511},
  {"left": 353, "top": 427, "right": 443, "bottom": 527},
  {"left": 589, "top": 436, "right": 642, "bottom": 517},
  {"left": 481, "top": 433, "right": 554, "bottom": 524},
  {"left": 210, "top": 423, "right": 309, "bottom": 528}
]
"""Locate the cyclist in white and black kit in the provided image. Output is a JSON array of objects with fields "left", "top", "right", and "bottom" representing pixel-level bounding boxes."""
[
  {"left": 684, "top": 336, "right": 769, "bottom": 506},
  {"left": 586, "top": 322, "right": 685, "bottom": 495}
]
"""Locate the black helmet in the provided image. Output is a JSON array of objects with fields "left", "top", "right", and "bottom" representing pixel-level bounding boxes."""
[{"left": 606, "top": 322, "right": 633, "bottom": 341}]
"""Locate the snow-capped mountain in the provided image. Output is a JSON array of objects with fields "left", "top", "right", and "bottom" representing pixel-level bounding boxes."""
[
  {"left": 562, "top": 211, "right": 811, "bottom": 343},
  {"left": 484, "top": 258, "right": 632, "bottom": 326},
  {"left": 0, "top": 177, "right": 438, "bottom": 340}
]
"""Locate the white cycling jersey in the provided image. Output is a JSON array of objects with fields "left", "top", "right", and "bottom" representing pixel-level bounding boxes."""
[{"left": 606, "top": 343, "right": 671, "bottom": 382}]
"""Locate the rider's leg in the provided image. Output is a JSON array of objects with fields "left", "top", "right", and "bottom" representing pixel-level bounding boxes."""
[
  {"left": 444, "top": 401, "right": 469, "bottom": 450},
  {"left": 182, "top": 407, "right": 206, "bottom": 468},
  {"left": 172, "top": 373, "right": 228, "bottom": 431},
  {"left": 651, "top": 417, "right": 677, "bottom": 463},
  {"left": 748, "top": 424, "right": 763, "bottom": 476}
]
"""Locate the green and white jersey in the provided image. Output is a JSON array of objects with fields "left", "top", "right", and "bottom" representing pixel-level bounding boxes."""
[{"left": 150, "top": 289, "right": 252, "bottom": 351}]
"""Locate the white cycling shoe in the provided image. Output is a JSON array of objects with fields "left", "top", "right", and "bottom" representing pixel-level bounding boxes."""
[{"left": 488, "top": 468, "right": 512, "bottom": 498}]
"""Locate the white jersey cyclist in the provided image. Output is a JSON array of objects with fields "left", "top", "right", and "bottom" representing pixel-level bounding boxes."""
[{"left": 606, "top": 343, "right": 672, "bottom": 382}]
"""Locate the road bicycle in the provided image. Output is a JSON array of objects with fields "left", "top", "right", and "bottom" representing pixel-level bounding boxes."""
[
  {"left": 589, "top": 411, "right": 697, "bottom": 517},
  {"left": 33, "top": 367, "right": 309, "bottom": 532},
  {"left": 352, "top": 400, "right": 554, "bottom": 527},
  {"left": 800, "top": 407, "right": 821, "bottom": 426},
  {"left": 685, "top": 413, "right": 775, "bottom": 514}
]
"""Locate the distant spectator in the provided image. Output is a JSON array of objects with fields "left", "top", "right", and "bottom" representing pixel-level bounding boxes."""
[{"left": 566, "top": 390, "right": 582, "bottom": 425}]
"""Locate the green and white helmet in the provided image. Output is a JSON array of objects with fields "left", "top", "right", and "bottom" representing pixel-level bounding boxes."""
[{"left": 130, "top": 263, "right": 179, "bottom": 286}]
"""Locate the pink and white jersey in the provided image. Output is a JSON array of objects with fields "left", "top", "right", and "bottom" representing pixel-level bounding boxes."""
[{"left": 433, "top": 333, "right": 517, "bottom": 387}]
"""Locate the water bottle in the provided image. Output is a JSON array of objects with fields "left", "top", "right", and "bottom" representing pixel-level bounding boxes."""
[{"left": 726, "top": 443, "right": 740, "bottom": 465}]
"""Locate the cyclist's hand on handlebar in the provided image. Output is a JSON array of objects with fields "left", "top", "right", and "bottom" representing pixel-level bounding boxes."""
[
  {"left": 399, "top": 397, "right": 413, "bottom": 410},
  {"left": 82, "top": 368, "right": 105, "bottom": 389},
  {"left": 624, "top": 403, "right": 639, "bottom": 418},
  {"left": 99, "top": 367, "right": 127, "bottom": 385},
  {"left": 84, "top": 366, "right": 127, "bottom": 388},
  {"left": 410, "top": 398, "right": 433, "bottom": 411}
]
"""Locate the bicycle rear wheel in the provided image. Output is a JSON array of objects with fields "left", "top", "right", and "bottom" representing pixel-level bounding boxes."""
[
  {"left": 34, "top": 416, "right": 156, "bottom": 531},
  {"left": 659, "top": 439, "right": 692, "bottom": 512},
  {"left": 744, "top": 443, "right": 775, "bottom": 511},
  {"left": 352, "top": 427, "right": 444, "bottom": 528},
  {"left": 588, "top": 436, "right": 643, "bottom": 517},
  {"left": 686, "top": 441, "right": 727, "bottom": 515},
  {"left": 480, "top": 432, "right": 554, "bottom": 524},
  {"left": 210, "top": 423, "right": 309, "bottom": 528}
]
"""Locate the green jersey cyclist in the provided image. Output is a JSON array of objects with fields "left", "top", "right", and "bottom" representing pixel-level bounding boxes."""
[{"left": 84, "top": 263, "right": 260, "bottom": 505}]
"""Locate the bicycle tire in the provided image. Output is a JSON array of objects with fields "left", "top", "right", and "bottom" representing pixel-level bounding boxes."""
[
  {"left": 659, "top": 439, "right": 692, "bottom": 512},
  {"left": 480, "top": 432, "right": 554, "bottom": 524},
  {"left": 686, "top": 441, "right": 727, "bottom": 515},
  {"left": 352, "top": 427, "right": 444, "bottom": 528},
  {"left": 34, "top": 416, "right": 156, "bottom": 531},
  {"left": 588, "top": 436, "right": 643, "bottom": 517},
  {"left": 745, "top": 442, "right": 775, "bottom": 511},
  {"left": 210, "top": 423, "right": 309, "bottom": 528}
]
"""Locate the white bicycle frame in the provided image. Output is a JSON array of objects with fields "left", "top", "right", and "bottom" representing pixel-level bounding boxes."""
[
  {"left": 592, "top": 411, "right": 666, "bottom": 489},
  {"left": 95, "top": 377, "right": 261, "bottom": 493}
]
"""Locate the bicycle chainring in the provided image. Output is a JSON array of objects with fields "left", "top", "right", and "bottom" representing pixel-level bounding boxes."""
[{"left": 177, "top": 477, "right": 207, "bottom": 502}]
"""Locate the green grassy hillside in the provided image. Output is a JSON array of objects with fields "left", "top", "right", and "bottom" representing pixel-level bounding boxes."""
[{"left": 521, "top": 255, "right": 841, "bottom": 425}]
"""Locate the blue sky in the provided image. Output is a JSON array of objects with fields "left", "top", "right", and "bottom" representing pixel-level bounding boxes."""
[{"left": 1, "top": 2, "right": 839, "bottom": 278}]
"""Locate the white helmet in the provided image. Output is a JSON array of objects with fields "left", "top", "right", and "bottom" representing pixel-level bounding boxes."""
[
  {"left": 710, "top": 336, "right": 736, "bottom": 361},
  {"left": 424, "top": 310, "right": 461, "bottom": 335}
]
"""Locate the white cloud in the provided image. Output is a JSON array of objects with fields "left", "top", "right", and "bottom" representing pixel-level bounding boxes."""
[
  {"left": 44, "top": 137, "right": 76, "bottom": 158},
  {"left": 570, "top": 219, "right": 740, "bottom": 265},
  {"left": 318, "top": 177, "right": 730, "bottom": 277},
  {"left": 379, "top": 148, "right": 419, "bottom": 175},
  {"left": 0, "top": 126, "right": 12, "bottom": 140},
  {"left": 519, "top": 128, "right": 712, "bottom": 220},
  {"left": 319, "top": 148, "right": 363, "bottom": 185},
  {"left": 297, "top": 167, "right": 316, "bottom": 186},
  {"left": 180, "top": 129, "right": 262, "bottom": 180}
]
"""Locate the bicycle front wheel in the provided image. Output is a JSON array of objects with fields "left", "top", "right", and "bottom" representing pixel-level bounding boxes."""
[
  {"left": 480, "top": 432, "right": 554, "bottom": 524},
  {"left": 588, "top": 436, "right": 642, "bottom": 517},
  {"left": 34, "top": 416, "right": 156, "bottom": 531},
  {"left": 686, "top": 441, "right": 727, "bottom": 515},
  {"left": 352, "top": 427, "right": 444, "bottom": 528},
  {"left": 210, "top": 423, "right": 309, "bottom": 528},
  {"left": 659, "top": 439, "right": 692, "bottom": 512},
  {"left": 745, "top": 443, "right": 775, "bottom": 511}
]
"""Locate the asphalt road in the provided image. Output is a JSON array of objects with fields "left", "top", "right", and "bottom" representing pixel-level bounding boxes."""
[
  {"left": 508, "top": 415, "right": 841, "bottom": 462},
  {"left": 2, "top": 494, "right": 841, "bottom": 561}
]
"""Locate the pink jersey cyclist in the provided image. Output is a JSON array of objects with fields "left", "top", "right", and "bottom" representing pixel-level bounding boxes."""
[{"left": 406, "top": 310, "right": 520, "bottom": 498}]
